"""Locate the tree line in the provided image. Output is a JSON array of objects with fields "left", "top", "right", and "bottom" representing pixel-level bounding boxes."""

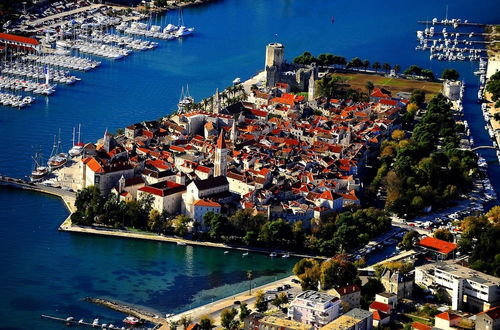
[
  {"left": 371, "top": 93, "right": 479, "bottom": 217},
  {"left": 203, "top": 207, "right": 391, "bottom": 256}
]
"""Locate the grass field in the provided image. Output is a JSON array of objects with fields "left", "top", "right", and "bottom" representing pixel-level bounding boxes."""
[{"left": 335, "top": 72, "right": 443, "bottom": 100}]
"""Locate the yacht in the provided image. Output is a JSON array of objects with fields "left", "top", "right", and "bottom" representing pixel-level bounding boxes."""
[
  {"left": 282, "top": 253, "right": 290, "bottom": 258},
  {"left": 47, "top": 131, "right": 68, "bottom": 170},
  {"left": 30, "top": 152, "right": 49, "bottom": 182},
  {"left": 242, "top": 252, "right": 249, "bottom": 256},
  {"left": 233, "top": 77, "right": 241, "bottom": 84},
  {"left": 269, "top": 252, "right": 277, "bottom": 257},
  {"left": 123, "top": 316, "right": 141, "bottom": 326},
  {"left": 68, "top": 124, "right": 84, "bottom": 157}
]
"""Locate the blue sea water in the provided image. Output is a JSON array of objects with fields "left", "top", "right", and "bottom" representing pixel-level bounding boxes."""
[{"left": 0, "top": 0, "right": 500, "bottom": 328}]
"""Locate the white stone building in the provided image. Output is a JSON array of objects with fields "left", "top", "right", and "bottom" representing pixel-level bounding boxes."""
[{"left": 288, "top": 291, "right": 341, "bottom": 328}]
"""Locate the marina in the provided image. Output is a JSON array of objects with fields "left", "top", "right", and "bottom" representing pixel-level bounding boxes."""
[{"left": 1, "top": 1, "right": 500, "bottom": 329}]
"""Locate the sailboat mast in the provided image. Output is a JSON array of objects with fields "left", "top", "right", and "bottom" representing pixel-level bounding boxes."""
[
  {"left": 77, "top": 124, "right": 81, "bottom": 145},
  {"left": 72, "top": 127, "right": 75, "bottom": 147}
]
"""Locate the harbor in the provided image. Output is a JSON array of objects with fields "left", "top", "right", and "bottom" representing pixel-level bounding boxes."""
[{"left": 1, "top": 1, "right": 500, "bottom": 329}]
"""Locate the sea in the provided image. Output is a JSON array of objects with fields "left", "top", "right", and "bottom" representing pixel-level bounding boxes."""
[{"left": 0, "top": 0, "right": 499, "bottom": 328}]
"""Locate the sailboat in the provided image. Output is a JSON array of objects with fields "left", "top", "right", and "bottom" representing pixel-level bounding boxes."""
[
  {"left": 68, "top": 124, "right": 84, "bottom": 157},
  {"left": 175, "top": 9, "right": 195, "bottom": 38},
  {"left": 47, "top": 130, "right": 68, "bottom": 170},
  {"left": 30, "top": 152, "right": 49, "bottom": 182},
  {"left": 177, "top": 85, "right": 195, "bottom": 113}
]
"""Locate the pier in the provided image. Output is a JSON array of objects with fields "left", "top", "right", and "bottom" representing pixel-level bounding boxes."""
[
  {"left": 417, "top": 20, "right": 487, "bottom": 27},
  {"left": 0, "top": 175, "right": 75, "bottom": 199},
  {"left": 41, "top": 315, "right": 100, "bottom": 328}
]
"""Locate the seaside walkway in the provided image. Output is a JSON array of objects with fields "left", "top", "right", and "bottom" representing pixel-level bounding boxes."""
[{"left": 0, "top": 175, "right": 75, "bottom": 199}]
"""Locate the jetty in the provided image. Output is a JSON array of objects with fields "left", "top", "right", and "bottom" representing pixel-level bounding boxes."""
[{"left": 417, "top": 20, "right": 487, "bottom": 27}]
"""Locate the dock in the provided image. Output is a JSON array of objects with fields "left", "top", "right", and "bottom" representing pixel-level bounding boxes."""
[
  {"left": 41, "top": 314, "right": 103, "bottom": 328},
  {"left": 0, "top": 175, "right": 75, "bottom": 199},
  {"left": 417, "top": 20, "right": 487, "bottom": 27}
]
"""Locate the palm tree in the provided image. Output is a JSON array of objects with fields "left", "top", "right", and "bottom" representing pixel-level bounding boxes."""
[
  {"left": 365, "top": 81, "right": 374, "bottom": 95},
  {"left": 247, "top": 270, "right": 253, "bottom": 295},
  {"left": 362, "top": 60, "right": 370, "bottom": 72},
  {"left": 382, "top": 63, "right": 391, "bottom": 73},
  {"left": 372, "top": 62, "right": 381, "bottom": 72},
  {"left": 393, "top": 64, "right": 401, "bottom": 75}
]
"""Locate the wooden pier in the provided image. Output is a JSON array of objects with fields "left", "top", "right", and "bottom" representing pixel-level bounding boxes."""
[
  {"left": 41, "top": 314, "right": 101, "bottom": 328},
  {"left": 417, "top": 20, "right": 487, "bottom": 27}
]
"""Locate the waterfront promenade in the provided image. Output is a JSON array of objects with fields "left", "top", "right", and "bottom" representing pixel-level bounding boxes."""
[{"left": 162, "top": 275, "right": 300, "bottom": 329}]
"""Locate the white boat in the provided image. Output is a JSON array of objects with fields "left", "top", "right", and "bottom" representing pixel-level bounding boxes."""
[
  {"left": 177, "top": 241, "right": 187, "bottom": 246},
  {"left": 282, "top": 253, "right": 290, "bottom": 258},
  {"left": 68, "top": 124, "right": 84, "bottom": 157},
  {"left": 242, "top": 252, "right": 249, "bottom": 256},
  {"left": 269, "top": 252, "right": 277, "bottom": 257},
  {"left": 233, "top": 77, "right": 241, "bottom": 84},
  {"left": 224, "top": 251, "right": 229, "bottom": 254}
]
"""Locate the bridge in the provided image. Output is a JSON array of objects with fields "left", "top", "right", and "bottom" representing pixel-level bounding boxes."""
[{"left": 471, "top": 145, "right": 498, "bottom": 151}]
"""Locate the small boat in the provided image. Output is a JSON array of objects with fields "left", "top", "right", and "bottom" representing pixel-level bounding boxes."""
[
  {"left": 30, "top": 152, "right": 50, "bottom": 182},
  {"left": 242, "top": 252, "right": 249, "bottom": 256},
  {"left": 269, "top": 252, "right": 277, "bottom": 257},
  {"left": 79, "top": 319, "right": 84, "bottom": 324},
  {"left": 224, "top": 251, "right": 229, "bottom": 254},
  {"left": 177, "top": 241, "right": 187, "bottom": 246},
  {"left": 282, "top": 253, "right": 290, "bottom": 258},
  {"left": 123, "top": 316, "right": 140, "bottom": 325},
  {"left": 93, "top": 318, "right": 99, "bottom": 326},
  {"left": 233, "top": 77, "right": 241, "bottom": 84}
]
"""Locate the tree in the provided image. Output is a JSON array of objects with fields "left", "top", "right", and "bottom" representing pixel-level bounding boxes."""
[
  {"left": 316, "top": 74, "right": 343, "bottom": 99},
  {"left": 199, "top": 316, "right": 214, "bottom": 330},
  {"left": 247, "top": 270, "right": 253, "bottom": 295},
  {"left": 293, "top": 258, "right": 320, "bottom": 276},
  {"left": 404, "top": 65, "right": 422, "bottom": 76},
  {"left": 239, "top": 303, "right": 250, "bottom": 322},
  {"left": 361, "top": 278, "right": 384, "bottom": 307},
  {"left": 422, "top": 69, "right": 435, "bottom": 80},
  {"left": 254, "top": 290, "right": 268, "bottom": 312},
  {"left": 362, "top": 59, "right": 370, "bottom": 71},
  {"left": 347, "top": 57, "right": 363, "bottom": 70},
  {"left": 174, "top": 214, "right": 191, "bottom": 236},
  {"left": 220, "top": 308, "right": 238, "bottom": 330},
  {"left": 393, "top": 64, "right": 401, "bottom": 74},
  {"left": 179, "top": 315, "right": 192, "bottom": 330},
  {"left": 319, "top": 255, "right": 358, "bottom": 290},
  {"left": 293, "top": 51, "right": 316, "bottom": 65},
  {"left": 441, "top": 68, "right": 460, "bottom": 81},
  {"left": 410, "top": 90, "right": 426, "bottom": 106},
  {"left": 365, "top": 81, "right": 374, "bottom": 95},
  {"left": 399, "top": 231, "right": 419, "bottom": 250},
  {"left": 391, "top": 129, "right": 405, "bottom": 141},
  {"left": 382, "top": 63, "right": 391, "bottom": 73},
  {"left": 486, "top": 71, "right": 500, "bottom": 107},
  {"left": 204, "top": 211, "right": 228, "bottom": 240},
  {"left": 271, "top": 292, "right": 289, "bottom": 309},
  {"left": 433, "top": 228, "right": 454, "bottom": 242},
  {"left": 486, "top": 205, "right": 500, "bottom": 225},
  {"left": 372, "top": 61, "right": 381, "bottom": 72},
  {"left": 148, "top": 209, "right": 161, "bottom": 232}
]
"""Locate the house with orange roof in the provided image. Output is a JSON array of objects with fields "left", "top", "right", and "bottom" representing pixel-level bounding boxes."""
[
  {"left": 137, "top": 180, "right": 186, "bottom": 214},
  {"left": 369, "top": 301, "right": 391, "bottom": 327},
  {"left": 417, "top": 236, "right": 457, "bottom": 258},
  {"left": 193, "top": 199, "right": 221, "bottom": 229},
  {"left": 411, "top": 321, "right": 432, "bottom": 330},
  {"left": 434, "top": 312, "right": 461, "bottom": 330},
  {"left": 81, "top": 157, "right": 135, "bottom": 195},
  {"left": 476, "top": 305, "right": 500, "bottom": 330},
  {"left": 327, "top": 285, "right": 361, "bottom": 311}
]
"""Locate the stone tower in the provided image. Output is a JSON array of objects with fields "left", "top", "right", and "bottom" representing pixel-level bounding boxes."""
[
  {"left": 308, "top": 69, "right": 316, "bottom": 103},
  {"left": 214, "top": 130, "right": 227, "bottom": 177},
  {"left": 265, "top": 43, "right": 284, "bottom": 70},
  {"left": 213, "top": 88, "right": 221, "bottom": 114}
]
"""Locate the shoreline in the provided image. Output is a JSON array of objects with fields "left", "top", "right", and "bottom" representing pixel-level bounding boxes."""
[{"left": 59, "top": 219, "right": 324, "bottom": 260}]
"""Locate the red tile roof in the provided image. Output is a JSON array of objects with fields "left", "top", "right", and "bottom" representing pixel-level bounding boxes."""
[
  {"left": 411, "top": 321, "right": 432, "bottom": 330},
  {"left": 194, "top": 199, "right": 221, "bottom": 207},
  {"left": 478, "top": 306, "right": 500, "bottom": 320},
  {"left": 418, "top": 237, "right": 457, "bottom": 255},
  {"left": 372, "top": 310, "right": 389, "bottom": 321},
  {"left": 369, "top": 301, "right": 391, "bottom": 314},
  {"left": 0, "top": 32, "right": 39, "bottom": 46},
  {"left": 217, "top": 130, "right": 227, "bottom": 149},
  {"left": 138, "top": 180, "right": 185, "bottom": 197},
  {"left": 435, "top": 312, "right": 460, "bottom": 321}
]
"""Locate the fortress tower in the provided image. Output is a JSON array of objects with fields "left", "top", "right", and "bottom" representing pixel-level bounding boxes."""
[{"left": 265, "top": 43, "right": 285, "bottom": 70}]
